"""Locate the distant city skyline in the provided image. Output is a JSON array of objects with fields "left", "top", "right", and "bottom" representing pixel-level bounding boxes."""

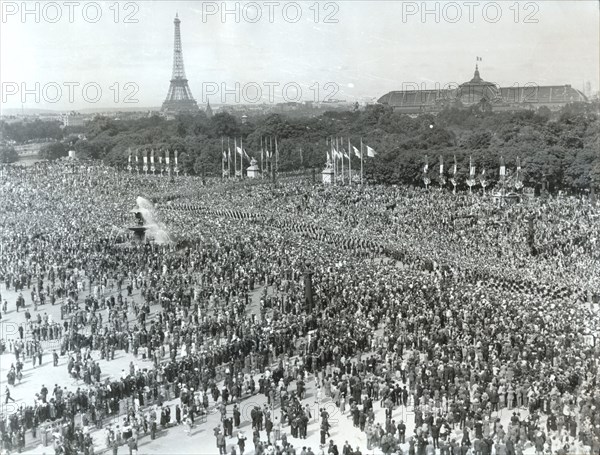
[{"left": 1, "top": 1, "right": 599, "bottom": 111}]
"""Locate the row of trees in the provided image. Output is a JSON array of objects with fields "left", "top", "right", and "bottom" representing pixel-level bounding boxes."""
[
  {"left": 0, "top": 118, "right": 63, "bottom": 144},
  {"left": 2, "top": 101, "right": 598, "bottom": 190}
]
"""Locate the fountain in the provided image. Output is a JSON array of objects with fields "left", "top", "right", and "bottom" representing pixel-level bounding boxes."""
[{"left": 128, "top": 197, "right": 174, "bottom": 244}]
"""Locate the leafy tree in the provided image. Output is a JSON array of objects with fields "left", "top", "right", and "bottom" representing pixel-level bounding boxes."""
[
  {"left": 40, "top": 142, "right": 68, "bottom": 160},
  {"left": 0, "top": 145, "right": 18, "bottom": 163}
]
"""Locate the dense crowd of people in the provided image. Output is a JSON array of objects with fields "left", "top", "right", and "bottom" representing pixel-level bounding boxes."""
[{"left": 0, "top": 160, "right": 598, "bottom": 455}]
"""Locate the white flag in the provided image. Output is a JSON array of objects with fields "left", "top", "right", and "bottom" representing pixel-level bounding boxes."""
[
  {"left": 352, "top": 146, "right": 361, "bottom": 158},
  {"left": 366, "top": 145, "right": 376, "bottom": 157}
]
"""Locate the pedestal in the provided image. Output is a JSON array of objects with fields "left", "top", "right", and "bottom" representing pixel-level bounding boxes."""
[
  {"left": 321, "top": 168, "right": 334, "bottom": 184},
  {"left": 247, "top": 163, "right": 261, "bottom": 179},
  {"left": 128, "top": 226, "right": 147, "bottom": 242}
]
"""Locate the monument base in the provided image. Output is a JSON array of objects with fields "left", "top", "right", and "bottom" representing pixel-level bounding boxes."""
[
  {"left": 247, "top": 167, "right": 261, "bottom": 179},
  {"left": 321, "top": 168, "right": 334, "bottom": 184},
  {"left": 128, "top": 226, "right": 147, "bottom": 242}
]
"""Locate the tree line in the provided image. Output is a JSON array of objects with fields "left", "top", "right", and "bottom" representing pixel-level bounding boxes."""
[{"left": 1, "top": 101, "right": 598, "bottom": 191}]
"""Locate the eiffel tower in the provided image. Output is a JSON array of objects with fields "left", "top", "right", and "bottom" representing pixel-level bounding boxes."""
[{"left": 162, "top": 14, "right": 199, "bottom": 115}]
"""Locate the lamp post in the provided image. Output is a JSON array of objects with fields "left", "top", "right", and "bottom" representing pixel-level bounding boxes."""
[
  {"left": 514, "top": 180, "right": 523, "bottom": 191},
  {"left": 480, "top": 175, "right": 488, "bottom": 196},
  {"left": 466, "top": 178, "right": 475, "bottom": 194},
  {"left": 423, "top": 175, "right": 430, "bottom": 190}
]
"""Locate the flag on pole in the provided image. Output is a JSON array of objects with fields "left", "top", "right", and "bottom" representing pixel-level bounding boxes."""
[
  {"left": 228, "top": 137, "right": 232, "bottom": 177},
  {"left": 338, "top": 137, "right": 344, "bottom": 183},
  {"left": 347, "top": 137, "right": 352, "bottom": 184},
  {"left": 469, "top": 156, "right": 475, "bottom": 177},
  {"left": 366, "top": 145, "right": 376, "bottom": 157},
  {"left": 453, "top": 155, "right": 457, "bottom": 175},
  {"left": 174, "top": 150, "right": 178, "bottom": 166},
  {"left": 143, "top": 152, "right": 147, "bottom": 164},
  {"left": 128, "top": 152, "right": 131, "bottom": 164},
  {"left": 439, "top": 155, "right": 444, "bottom": 175},
  {"left": 352, "top": 145, "right": 360, "bottom": 158},
  {"left": 423, "top": 156, "right": 429, "bottom": 174},
  {"left": 150, "top": 150, "right": 154, "bottom": 164},
  {"left": 500, "top": 156, "right": 506, "bottom": 176},
  {"left": 165, "top": 150, "right": 170, "bottom": 165},
  {"left": 517, "top": 156, "right": 521, "bottom": 172},
  {"left": 234, "top": 138, "right": 238, "bottom": 176},
  {"left": 360, "top": 138, "right": 364, "bottom": 185}
]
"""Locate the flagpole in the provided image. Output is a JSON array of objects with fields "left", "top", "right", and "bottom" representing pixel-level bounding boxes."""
[
  {"left": 337, "top": 137, "right": 341, "bottom": 183},
  {"left": 330, "top": 137, "right": 333, "bottom": 185},
  {"left": 326, "top": 137, "right": 329, "bottom": 174},
  {"left": 340, "top": 137, "right": 344, "bottom": 184},
  {"left": 333, "top": 137, "right": 336, "bottom": 184},
  {"left": 234, "top": 137, "right": 237, "bottom": 179},
  {"left": 331, "top": 137, "right": 336, "bottom": 185},
  {"left": 275, "top": 137, "right": 279, "bottom": 174},
  {"left": 469, "top": 156, "right": 473, "bottom": 195},
  {"left": 240, "top": 136, "right": 244, "bottom": 179},
  {"left": 221, "top": 137, "right": 224, "bottom": 179},
  {"left": 452, "top": 155, "right": 457, "bottom": 194},
  {"left": 227, "top": 138, "right": 231, "bottom": 178},
  {"left": 348, "top": 137, "right": 352, "bottom": 184},
  {"left": 360, "top": 138, "right": 363, "bottom": 185},
  {"left": 270, "top": 136, "right": 273, "bottom": 181}
]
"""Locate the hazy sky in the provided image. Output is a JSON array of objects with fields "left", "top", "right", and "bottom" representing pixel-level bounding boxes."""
[{"left": 1, "top": 0, "right": 599, "bottom": 111}]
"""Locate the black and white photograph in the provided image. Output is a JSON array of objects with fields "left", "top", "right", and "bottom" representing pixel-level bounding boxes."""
[{"left": 0, "top": 1, "right": 599, "bottom": 454}]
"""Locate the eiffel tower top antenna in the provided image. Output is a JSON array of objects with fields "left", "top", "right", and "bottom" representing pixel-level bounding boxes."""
[{"left": 171, "top": 13, "right": 185, "bottom": 80}]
